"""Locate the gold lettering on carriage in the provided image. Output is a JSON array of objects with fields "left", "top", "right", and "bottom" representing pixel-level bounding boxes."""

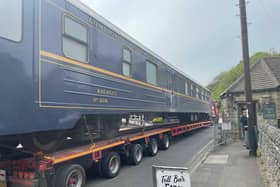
[
  {"left": 92, "top": 97, "right": 109, "bottom": 104},
  {"left": 97, "top": 88, "right": 117, "bottom": 96}
]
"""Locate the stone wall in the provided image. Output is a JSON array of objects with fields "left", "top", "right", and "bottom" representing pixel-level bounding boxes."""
[
  {"left": 259, "top": 125, "right": 280, "bottom": 187},
  {"left": 221, "top": 97, "right": 240, "bottom": 141}
]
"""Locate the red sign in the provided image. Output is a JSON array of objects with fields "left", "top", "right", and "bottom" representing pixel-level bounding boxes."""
[{"left": 212, "top": 102, "right": 219, "bottom": 118}]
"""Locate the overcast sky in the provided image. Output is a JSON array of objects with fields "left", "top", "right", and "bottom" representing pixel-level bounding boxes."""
[{"left": 80, "top": 0, "right": 280, "bottom": 86}]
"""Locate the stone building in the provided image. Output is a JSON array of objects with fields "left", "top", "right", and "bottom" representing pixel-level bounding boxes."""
[{"left": 220, "top": 57, "right": 280, "bottom": 140}]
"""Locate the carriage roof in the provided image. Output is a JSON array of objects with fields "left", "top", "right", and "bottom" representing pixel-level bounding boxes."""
[{"left": 66, "top": 0, "right": 209, "bottom": 91}]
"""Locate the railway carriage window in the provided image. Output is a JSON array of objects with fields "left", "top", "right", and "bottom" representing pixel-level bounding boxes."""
[
  {"left": 207, "top": 92, "right": 210, "bottom": 101},
  {"left": 63, "top": 17, "right": 88, "bottom": 62},
  {"left": 185, "top": 82, "right": 189, "bottom": 96},
  {"left": 190, "top": 84, "right": 194, "bottom": 97},
  {"left": 146, "top": 61, "right": 158, "bottom": 85},
  {"left": 202, "top": 90, "right": 205, "bottom": 100},
  {"left": 191, "top": 114, "right": 194, "bottom": 121},
  {"left": 196, "top": 87, "right": 200, "bottom": 99},
  {"left": 0, "top": 0, "right": 22, "bottom": 42},
  {"left": 122, "top": 48, "right": 132, "bottom": 77}
]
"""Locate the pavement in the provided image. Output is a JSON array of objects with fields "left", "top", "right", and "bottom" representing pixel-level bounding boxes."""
[{"left": 191, "top": 141, "right": 264, "bottom": 187}]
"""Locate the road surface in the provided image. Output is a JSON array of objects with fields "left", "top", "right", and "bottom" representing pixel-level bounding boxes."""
[{"left": 86, "top": 126, "right": 214, "bottom": 187}]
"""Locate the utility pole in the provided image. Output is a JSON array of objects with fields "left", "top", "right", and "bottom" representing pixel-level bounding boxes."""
[{"left": 239, "top": 0, "right": 257, "bottom": 156}]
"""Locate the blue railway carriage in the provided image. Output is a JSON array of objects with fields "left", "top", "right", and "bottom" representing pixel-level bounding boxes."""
[{"left": 0, "top": 0, "right": 211, "bottom": 151}]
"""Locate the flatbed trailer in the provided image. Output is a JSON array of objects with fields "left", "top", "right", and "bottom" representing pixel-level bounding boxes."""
[{"left": 0, "top": 121, "right": 211, "bottom": 187}]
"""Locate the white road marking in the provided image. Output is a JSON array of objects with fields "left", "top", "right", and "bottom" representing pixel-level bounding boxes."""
[{"left": 204, "top": 154, "right": 229, "bottom": 164}]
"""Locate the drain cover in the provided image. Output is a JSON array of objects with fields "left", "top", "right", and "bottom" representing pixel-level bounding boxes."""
[{"left": 204, "top": 154, "right": 229, "bottom": 164}]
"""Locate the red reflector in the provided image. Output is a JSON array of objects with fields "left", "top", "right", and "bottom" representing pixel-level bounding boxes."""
[
  {"left": 38, "top": 160, "right": 53, "bottom": 171},
  {"left": 29, "top": 172, "right": 35, "bottom": 180},
  {"left": 18, "top": 171, "right": 23, "bottom": 178},
  {"left": 23, "top": 172, "right": 29, "bottom": 179},
  {"left": 92, "top": 151, "right": 102, "bottom": 160},
  {"left": 13, "top": 171, "right": 18, "bottom": 177},
  {"left": 39, "top": 164, "right": 46, "bottom": 171}
]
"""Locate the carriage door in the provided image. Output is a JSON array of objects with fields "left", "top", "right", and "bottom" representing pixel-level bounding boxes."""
[
  {"left": 167, "top": 70, "right": 175, "bottom": 111},
  {"left": 0, "top": 0, "right": 34, "bottom": 128}
]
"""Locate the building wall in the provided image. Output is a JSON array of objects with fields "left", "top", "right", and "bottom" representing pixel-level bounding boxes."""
[
  {"left": 221, "top": 90, "right": 279, "bottom": 140},
  {"left": 221, "top": 98, "right": 239, "bottom": 140}
]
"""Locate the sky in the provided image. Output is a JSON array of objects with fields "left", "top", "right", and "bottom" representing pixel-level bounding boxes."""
[{"left": 80, "top": 0, "right": 280, "bottom": 86}]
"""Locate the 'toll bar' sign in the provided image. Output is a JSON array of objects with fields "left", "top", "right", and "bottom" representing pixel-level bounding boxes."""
[
  {"left": 0, "top": 170, "right": 7, "bottom": 187},
  {"left": 152, "top": 166, "right": 191, "bottom": 187}
]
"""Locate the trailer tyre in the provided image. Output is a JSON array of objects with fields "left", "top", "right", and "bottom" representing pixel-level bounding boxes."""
[
  {"left": 147, "top": 138, "right": 158, "bottom": 156},
  {"left": 159, "top": 134, "right": 170, "bottom": 150},
  {"left": 55, "top": 164, "right": 86, "bottom": 187},
  {"left": 128, "top": 144, "right": 143, "bottom": 165},
  {"left": 89, "top": 162, "right": 103, "bottom": 177},
  {"left": 101, "top": 152, "right": 121, "bottom": 178}
]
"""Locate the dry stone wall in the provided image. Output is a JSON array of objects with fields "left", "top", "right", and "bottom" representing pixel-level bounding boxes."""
[{"left": 259, "top": 125, "right": 280, "bottom": 187}]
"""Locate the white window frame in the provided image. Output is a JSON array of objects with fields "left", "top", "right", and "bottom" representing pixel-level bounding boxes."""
[
  {"left": 202, "top": 90, "right": 205, "bottom": 100},
  {"left": 185, "top": 82, "right": 189, "bottom": 96},
  {"left": 190, "top": 84, "right": 193, "bottom": 97},
  {"left": 196, "top": 87, "right": 200, "bottom": 99},
  {"left": 146, "top": 61, "right": 158, "bottom": 85},
  {"left": 122, "top": 48, "right": 132, "bottom": 77},
  {"left": 0, "top": 0, "right": 23, "bottom": 42},
  {"left": 63, "top": 16, "right": 88, "bottom": 62}
]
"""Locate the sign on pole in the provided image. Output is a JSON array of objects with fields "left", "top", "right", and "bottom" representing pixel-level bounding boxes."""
[
  {"left": 222, "top": 122, "right": 231, "bottom": 130},
  {"left": 152, "top": 165, "right": 191, "bottom": 187}
]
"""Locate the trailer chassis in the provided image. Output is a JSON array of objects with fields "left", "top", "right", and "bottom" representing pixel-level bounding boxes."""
[{"left": 0, "top": 121, "right": 212, "bottom": 187}]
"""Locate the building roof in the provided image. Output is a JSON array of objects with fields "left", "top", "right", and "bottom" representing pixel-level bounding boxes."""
[
  {"left": 265, "top": 57, "right": 280, "bottom": 83},
  {"left": 221, "top": 57, "right": 280, "bottom": 96}
]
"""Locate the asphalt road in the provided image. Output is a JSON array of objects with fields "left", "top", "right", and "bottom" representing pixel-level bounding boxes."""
[{"left": 86, "top": 126, "right": 214, "bottom": 187}]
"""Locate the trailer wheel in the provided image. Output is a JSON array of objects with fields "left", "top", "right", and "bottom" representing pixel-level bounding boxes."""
[
  {"left": 55, "top": 164, "right": 86, "bottom": 187},
  {"left": 88, "top": 162, "right": 103, "bottom": 177},
  {"left": 101, "top": 152, "right": 121, "bottom": 178},
  {"left": 147, "top": 138, "right": 158, "bottom": 156},
  {"left": 159, "top": 134, "right": 170, "bottom": 150},
  {"left": 128, "top": 144, "right": 143, "bottom": 165}
]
